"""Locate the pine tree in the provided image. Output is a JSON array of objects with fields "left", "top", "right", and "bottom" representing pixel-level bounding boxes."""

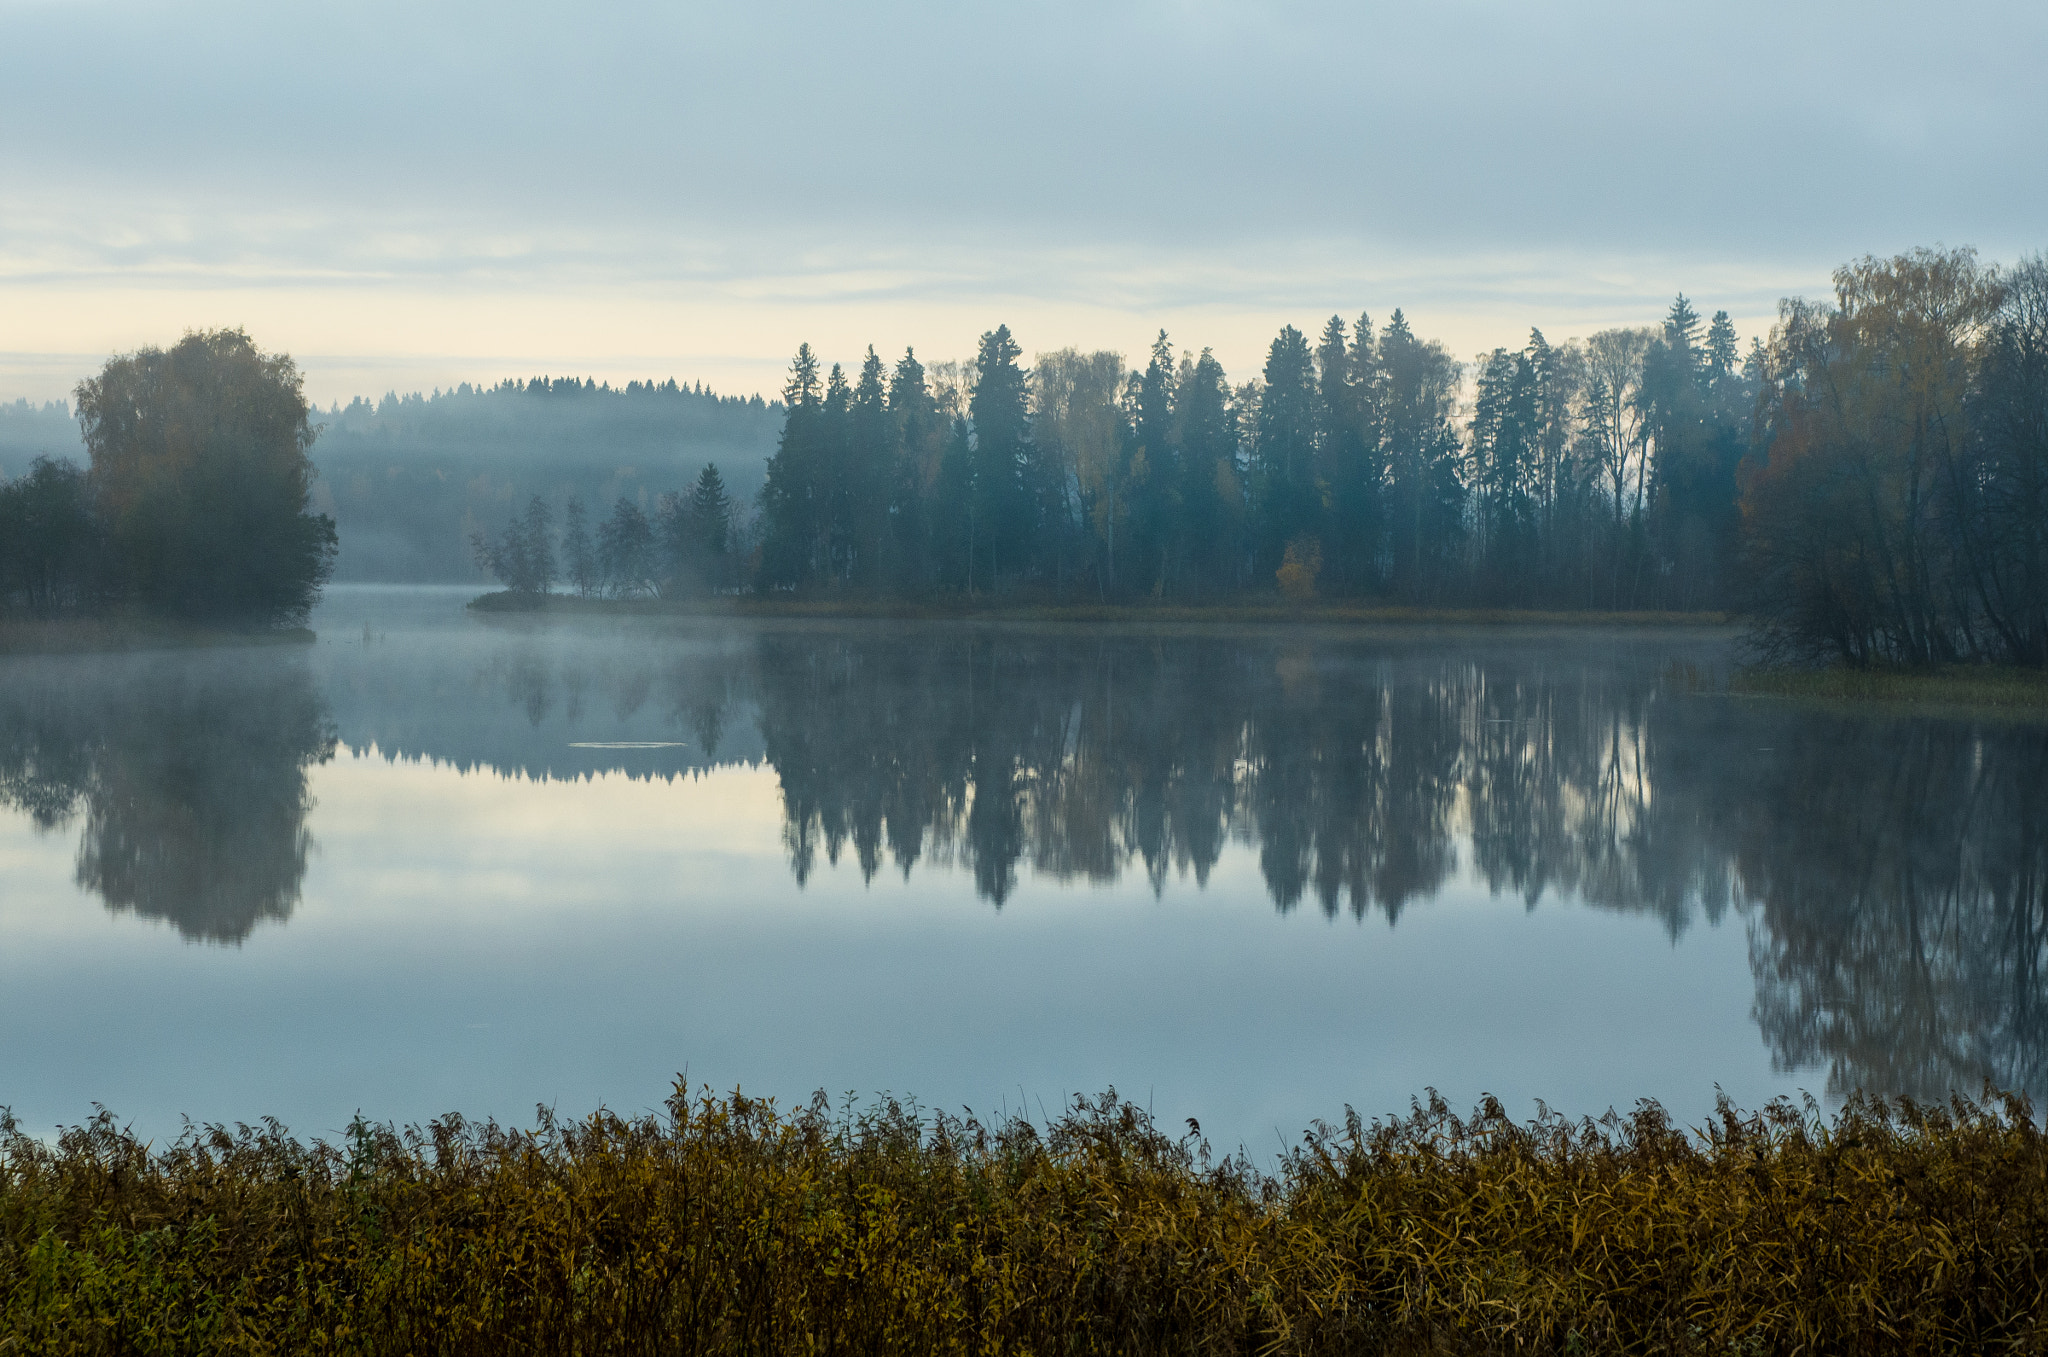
[
  {"left": 759, "top": 344, "right": 824, "bottom": 590},
  {"left": 661, "top": 463, "right": 732, "bottom": 593},
  {"left": 1127, "top": 331, "right": 1178, "bottom": 594},
  {"left": 1175, "top": 348, "right": 1240, "bottom": 594},
  {"left": 889, "top": 348, "right": 939, "bottom": 591},
  {"left": 1705, "top": 310, "right": 1738, "bottom": 377},
  {"left": 846, "top": 348, "right": 892, "bottom": 586},
  {"left": 967, "top": 325, "right": 1032, "bottom": 591},
  {"left": 1317, "top": 314, "right": 1379, "bottom": 592},
  {"left": 1379, "top": 310, "right": 1466, "bottom": 594},
  {"left": 1252, "top": 325, "right": 1319, "bottom": 579}
]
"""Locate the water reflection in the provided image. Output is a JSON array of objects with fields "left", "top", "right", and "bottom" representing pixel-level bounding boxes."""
[
  {"left": 2, "top": 618, "right": 2042, "bottom": 1107},
  {"left": 746, "top": 630, "right": 2045, "bottom": 1101},
  {"left": 0, "top": 653, "right": 335, "bottom": 942},
  {"left": 753, "top": 632, "right": 1701, "bottom": 920},
  {"left": 1720, "top": 710, "right": 2048, "bottom": 1102}
]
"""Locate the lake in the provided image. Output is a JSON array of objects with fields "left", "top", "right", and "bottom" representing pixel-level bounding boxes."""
[{"left": 1, "top": 585, "right": 2041, "bottom": 1152}]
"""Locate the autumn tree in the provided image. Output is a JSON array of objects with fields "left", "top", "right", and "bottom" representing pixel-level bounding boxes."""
[
  {"left": 75, "top": 328, "right": 337, "bottom": 624},
  {"left": 1742, "top": 248, "right": 2003, "bottom": 664}
]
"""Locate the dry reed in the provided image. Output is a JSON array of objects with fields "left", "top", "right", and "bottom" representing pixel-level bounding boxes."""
[{"left": 3, "top": 1086, "right": 2044, "bottom": 1354}]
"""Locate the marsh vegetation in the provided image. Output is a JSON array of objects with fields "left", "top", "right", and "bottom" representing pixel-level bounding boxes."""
[{"left": 4, "top": 1085, "right": 2045, "bottom": 1354}]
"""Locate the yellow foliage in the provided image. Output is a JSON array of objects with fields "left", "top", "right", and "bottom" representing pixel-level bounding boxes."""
[
  {"left": 1277, "top": 535, "right": 1322, "bottom": 601},
  {"left": 3, "top": 1087, "right": 2045, "bottom": 1354}
]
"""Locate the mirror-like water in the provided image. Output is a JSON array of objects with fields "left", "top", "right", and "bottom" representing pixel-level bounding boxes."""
[{"left": 2, "top": 585, "right": 2041, "bottom": 1150}]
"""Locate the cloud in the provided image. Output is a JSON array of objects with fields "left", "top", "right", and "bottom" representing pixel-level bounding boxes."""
[{"left": 0, "top": 0, "right": 2042, "bottom": 398}]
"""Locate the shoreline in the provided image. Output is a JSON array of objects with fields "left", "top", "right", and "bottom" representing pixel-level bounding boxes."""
[
  {"left": 0, "top": 617, "right": 316, "bottom": 657},
  {"left": 466, "top": 589, "right": 1736, "bottom": 629},
  {"left": 1727, "top": 663, "right": 2048, "bottom": 712}
]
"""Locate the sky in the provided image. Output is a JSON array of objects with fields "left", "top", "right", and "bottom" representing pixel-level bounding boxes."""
[{"left": 2, "top": 0, "right": 2043, "bottom": 407}]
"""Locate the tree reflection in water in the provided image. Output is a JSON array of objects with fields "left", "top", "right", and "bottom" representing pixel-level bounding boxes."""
[
  {"left": 1710, "top": 709, "right": 2048, "bottom": 1102},
  {"left": 0, "top": 652, "right": 334, "bottom": 943},
  {"left": 2, "top": 623, "right": 2041, "bottom": 1103},
  {"left": 749, "top": 629, "right": 2048, "bottom": 1102}
]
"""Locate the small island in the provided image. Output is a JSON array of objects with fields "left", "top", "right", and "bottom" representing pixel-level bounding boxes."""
[{"left": 0, "top": 330, "right": 336, "bottom": 651}]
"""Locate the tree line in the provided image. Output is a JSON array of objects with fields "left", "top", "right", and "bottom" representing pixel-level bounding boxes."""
[
  {"left": 746, "top": 304, "right": 1757, "bottom": 610},
  {"left": 735, "top": 247, "right": 2046, "bottom": 663},
  {"left": 0, "top": 330, "right": 337, "bottom": 626},
  {"left": 316, "top": 375, "right": 778, "bottom": 582}
]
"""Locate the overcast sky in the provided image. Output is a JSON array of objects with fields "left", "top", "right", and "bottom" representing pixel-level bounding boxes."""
[{"left": 2, "top": 0, "right": 2042, "bottom": 405}]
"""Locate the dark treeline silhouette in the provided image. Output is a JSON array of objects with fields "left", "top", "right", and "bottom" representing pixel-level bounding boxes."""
[
  {"left": 1, "top": 376, "right": 780, "bottom": 588},
  {"left": 746, "top": 305, "right": 1756, "bottom": 609},
  {"left": 0, "top": 652, "right": 335, "bottom": 942},
  {"left": 728, "top": 248, "right": 2048, "bottom": 666},
  {"left": 0, "top": 330, "right": 338, "bottom": 626},
  {"left": 317, "top": 377, "right": 778, "bottom": 582}
]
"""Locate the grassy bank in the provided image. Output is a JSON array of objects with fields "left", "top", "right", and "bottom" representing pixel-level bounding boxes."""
[
  {"left": 1729, "top": 664, "right": 2048, "bottom": 711},
  {"left": 4, "top": 1087, "right": 2044, "bottom": 1354},
  {"left": 0, "top": 617, "right": 316, "bottom": 656},
  {"left": 470, "top": 590, "right": 1732, "bottom": 629}
]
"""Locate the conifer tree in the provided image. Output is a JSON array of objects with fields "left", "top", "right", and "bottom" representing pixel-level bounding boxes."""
[
  {"left": 1251, "top": 325, "right": 1320, "bottom": 578},
  {"left": 847, "top": 348, "right": 892, "bottom": 586},
  {"left": 967, "top": 325, "right": 1032, "bottom": 590},
  {"left": 1128, "top": 331, "right": 1179, "bottom": 594},
  {"left": 1379, "top": 311, "right": 1466, "bottom": 594},
  {"left": 889, "top": 348, "right": 940, "bottom": 591},
  {"left": 759, "top": 344, "right": 824, "bottom": 589},
  {"left": 1317, "top": 315, "right": 1379, "bottom": 591},
  {"left": 1175, "top": 349, "right": 1240, "bottom": 594},
  {"left": 820, "top": 362, "right": 852, "bottom": 582}
]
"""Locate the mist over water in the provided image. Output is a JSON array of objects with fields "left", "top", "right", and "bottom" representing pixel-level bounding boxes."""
[{"left": 0, "top": 586, "right": 2040, "bottom": 1150}]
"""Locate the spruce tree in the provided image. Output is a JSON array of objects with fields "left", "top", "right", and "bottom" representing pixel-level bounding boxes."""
[
  {"left": 759, "top": 344, "right": 824, "bottom": 589},
  {"left": 821, "top": 363, "right": 853, "bottom": 582},
  {"left": 1128, "top": 331, "right": 1178, "bottom": 594},
  {"left": 1176, "top": 349, "right": 1240, "bottom": 594},
  {"left": 1252, "top": 325, "right": 1320, "bottom": 579},
  {"left": 967, "top": 325, "right": 1032, "bottom": 591},
  {"left": 1317, "top": 314, "right": 1379, "bottom": 592},
  {"left": 889, "top": 348, "right": 939, "bottom": 592},
  {"left": 847, "top": 348, "right": 892, "bottom": 586}
]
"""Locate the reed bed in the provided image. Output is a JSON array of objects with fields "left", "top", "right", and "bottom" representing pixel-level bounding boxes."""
[{"left": 3, "top": 1087, "right": 2045, "bottom": 1355}]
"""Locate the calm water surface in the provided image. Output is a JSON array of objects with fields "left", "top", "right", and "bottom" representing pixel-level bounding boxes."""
[{"left": 2, "top": 585, "right": 2041, "bottom": 1151}]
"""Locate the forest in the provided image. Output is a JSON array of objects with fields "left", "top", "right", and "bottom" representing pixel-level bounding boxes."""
[
  {"left": 480, "top": 249, "right": 2046, "bottom": 665},
  {"left": 0, "top": 377, "right": 782, "bottom": 586},
  {"left": 313, "top": 377, "right": 778, "bottom": 581}
]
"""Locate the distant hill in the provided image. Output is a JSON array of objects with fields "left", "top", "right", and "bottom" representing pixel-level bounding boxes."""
[
  {"left": 311, "top": 378, "right": 782, "bottom": 581},
  {"left": 0, "top": 398, "right": 82, "bottom": 473},
  {"left": 0, "top": 379, "right": 785, "bottom": 583}
]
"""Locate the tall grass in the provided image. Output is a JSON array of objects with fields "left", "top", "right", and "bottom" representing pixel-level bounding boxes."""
[{"left": 4, "top": 1086, "right": 2045, "bottom": 1354}]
